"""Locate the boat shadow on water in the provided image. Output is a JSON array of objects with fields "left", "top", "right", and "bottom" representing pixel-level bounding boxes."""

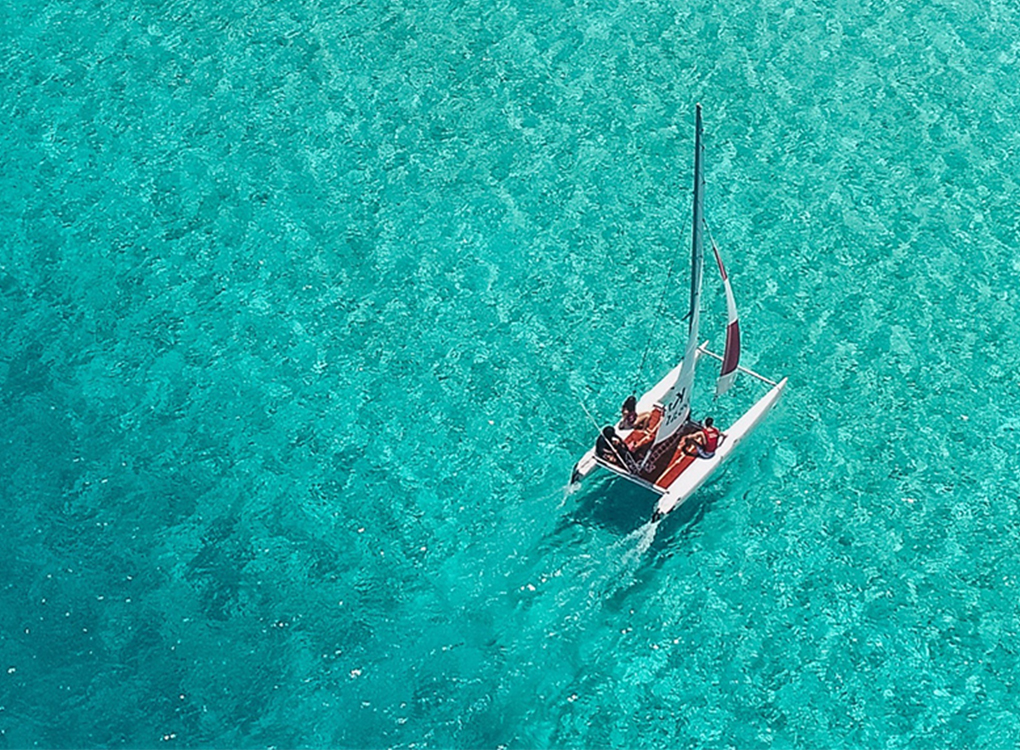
[
  {"left": 564, "top": 477, "right": 651, "bottom": 534},
  {"left": 564, "top": 475, "right": 711, "bottom": 541}
]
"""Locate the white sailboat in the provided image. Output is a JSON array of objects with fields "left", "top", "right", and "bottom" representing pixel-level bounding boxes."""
[{"left": 571, "top": 104, "right": 787, "bottom": 522}]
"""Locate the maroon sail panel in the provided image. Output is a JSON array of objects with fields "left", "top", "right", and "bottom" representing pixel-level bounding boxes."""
[{"left": 711, "top": 240, "right": 740, "bottom": 396}]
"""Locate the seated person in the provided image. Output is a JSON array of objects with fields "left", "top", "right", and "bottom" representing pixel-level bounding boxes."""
[
  {"left": 682, "top": 416, "right": 723, "bottom": 459},
  {"left": 618, "top": 395, "right": 653, "bottom": 431},
  {"left": 595, "top": 426, "right": 640, "bottom": 473},
  {"left": 624, "top": 405, "right": 663, "bottom": 458}
]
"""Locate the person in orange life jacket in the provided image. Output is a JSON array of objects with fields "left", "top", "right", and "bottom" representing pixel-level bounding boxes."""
[
  {"left": 596, "top": 426, "right": 640, "bottom": 473},
  {"left": 683, "top": 416, "right": 723, "bottom": 459},
  {"left": 618, "top": 395, "right": 652, "bottom": 431}
]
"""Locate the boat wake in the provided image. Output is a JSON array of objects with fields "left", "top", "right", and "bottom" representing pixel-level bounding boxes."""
[
  {"left": 622, "top": 519, "right": 659, "bottom": 563},
  {"left": 558, "top": 480, "right": 584, "bottom": 511}
]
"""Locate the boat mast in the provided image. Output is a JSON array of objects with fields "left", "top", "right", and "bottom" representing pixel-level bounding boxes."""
[
  {"left": 688, "top": 103, "right": 705, "bottom": 358},
  {"left": 654, "top": 104, "right": 705, "bottom": 445}
]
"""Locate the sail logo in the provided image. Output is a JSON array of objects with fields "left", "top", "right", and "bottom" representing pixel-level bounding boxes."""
[
  {"left": 666, "top": 388, "right": 685, "bottom": 415},
  {"left": 660, "top": 387, "right": 689, "bottom": 433}
]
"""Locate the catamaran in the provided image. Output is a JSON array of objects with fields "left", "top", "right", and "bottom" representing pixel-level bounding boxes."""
[{"left": 570, "top": 104, "right": 787, "bottom": 522}]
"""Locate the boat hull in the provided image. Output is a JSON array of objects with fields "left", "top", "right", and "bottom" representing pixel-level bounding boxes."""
[{"left": 653, "top": 377, "right": 787, "bottom": 519}]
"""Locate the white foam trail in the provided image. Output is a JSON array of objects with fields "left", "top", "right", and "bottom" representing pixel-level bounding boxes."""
[
  {"left": 622, "top": 519, "right": 659, "bottom": 563},
  {"left": 559, "top": 481, "right": 581, "bottom": 509}
]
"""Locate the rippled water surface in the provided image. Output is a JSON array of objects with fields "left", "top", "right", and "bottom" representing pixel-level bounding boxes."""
[{"left": 3, "top": 0, "right": 1020, "bottom": 746}]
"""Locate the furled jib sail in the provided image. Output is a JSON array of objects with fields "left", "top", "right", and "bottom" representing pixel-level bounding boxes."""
[
  {"left": 711, "top": 241, "right": 740, "bottom": 396},
  {"left": 653, "top": 104, "right": 705, "bottom": 446}
]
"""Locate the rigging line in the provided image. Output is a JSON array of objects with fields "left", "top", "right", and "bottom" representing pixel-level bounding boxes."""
[
  {"left": 575, "top": 393, "right": 630, "bottom": 470},
  {"left": 706, "top": 220, "right": 720, "bottom": 258},
  {"left": 632, "top": 208, "right": 689, "bottom": 395},
  {"left": 575, "top": 393, "right": 603, "bottom": 436}
]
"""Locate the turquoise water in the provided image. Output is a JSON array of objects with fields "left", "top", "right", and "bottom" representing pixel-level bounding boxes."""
[{"left": 3, "top": 0, "right": 1020, "bottom": 746}]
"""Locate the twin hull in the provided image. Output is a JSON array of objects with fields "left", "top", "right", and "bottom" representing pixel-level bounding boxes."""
[{"left": 571, "top": 348, "right": 786, "bottom": 519}]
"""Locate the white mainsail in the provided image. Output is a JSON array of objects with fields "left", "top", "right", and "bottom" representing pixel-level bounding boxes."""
[{"left": 653, "top": 103, "right": 705, "bottom": 446}]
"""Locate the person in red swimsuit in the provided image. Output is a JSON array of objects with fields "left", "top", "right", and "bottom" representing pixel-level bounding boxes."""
[{"left": 683, "top": 417, "right": 723, "bottom": 459}]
